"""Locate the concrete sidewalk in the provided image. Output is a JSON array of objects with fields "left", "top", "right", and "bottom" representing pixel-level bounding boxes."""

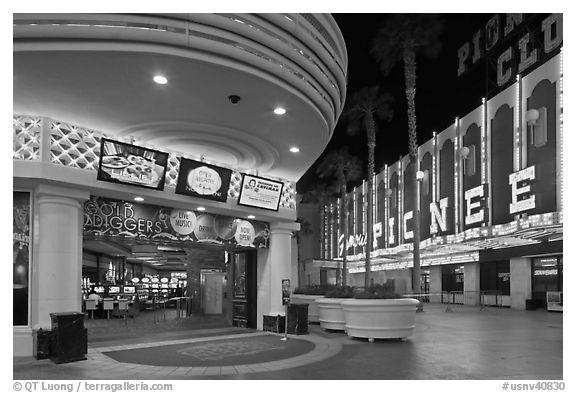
[{"left": 13, "top": 304, "right": 562, "bottom": 380}]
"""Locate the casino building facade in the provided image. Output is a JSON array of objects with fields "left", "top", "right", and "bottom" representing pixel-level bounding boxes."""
[
  {"left": 13, "top": 13, "right": 347, "bottom": 355},
  {"left": 313, "top": 14, "right": 563, "bottom": 311}
]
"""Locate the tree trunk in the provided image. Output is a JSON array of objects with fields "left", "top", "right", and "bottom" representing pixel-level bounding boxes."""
[
  {"left": 365, "top": 116, "right": 376, "bottom": 289},
  {"left": 340, "top": 182, "right": 348, "bottom": 287},
  {"left": 404, "top": 47, "right": 421, "bottom": 294}
]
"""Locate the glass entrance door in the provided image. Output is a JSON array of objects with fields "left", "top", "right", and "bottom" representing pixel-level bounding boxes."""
[{"left": 231, "top": 251, "right": 256, "bottom": 328}]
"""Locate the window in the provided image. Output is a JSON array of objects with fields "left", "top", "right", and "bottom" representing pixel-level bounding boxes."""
[
  {"left": 442, "top": 264, "right": 464, "bottom": 292},
  {"left": 480, "top": 260, "right": 510, "bottom": 295},
  {"left": 464, "top": 145, "right": 476, "bottom": 177},
  {"left": 422, "top": 170, "right": 430, "bottom": 196},
  {"left": 532, "top": 256, "right": 562, "bottom": 292},
  {"left": 529, "top": 107, "right": 548, "bottom": 148}
]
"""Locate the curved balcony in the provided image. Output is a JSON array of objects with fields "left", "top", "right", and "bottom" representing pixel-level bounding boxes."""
[{"left": 13, "top": 13, "right": 348, "bottom": 181}]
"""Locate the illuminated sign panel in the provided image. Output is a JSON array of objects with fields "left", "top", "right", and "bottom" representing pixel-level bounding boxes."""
[
  {"left": 319, "top": 51, "right": 560, "bottom": 261},
  {"left": 457, "top": 14, "right": 562, "bottom": 88},
  {"left": 509, "top": 166, "right": 536, "bottom": 214},
  {"left": 465, "top": 184, "right": 488, "bottom": 226}
]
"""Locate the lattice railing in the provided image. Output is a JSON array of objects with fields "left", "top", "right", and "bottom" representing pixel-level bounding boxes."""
[
  {"left": 13, "top": 115, "right": 41, "bottom": 160},
  {"left": 14, "top": 115, "right": 297, "bottom": 209},
  {"left": 50, "top": 121, "right": 102, "bottom": 171}
]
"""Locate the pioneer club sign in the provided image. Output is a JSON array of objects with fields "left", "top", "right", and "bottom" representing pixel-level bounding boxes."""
[
  {"left": 338, "top": 166, "right": 538, "bottom": 255},
  {"left": 457, "top": 14, "right": 562, "bottom": 87}
]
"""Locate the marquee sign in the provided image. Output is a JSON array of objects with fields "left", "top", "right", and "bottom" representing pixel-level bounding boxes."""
[
  {"left": 457, "top": 14, "right": 562, "bottom": 87},
  {"left": 321, "top": 49, "right": 561, "bottom": 263},
  {"left": 83, "top": 196, "right": 269, "bottom": 248},
  {"left": 334, "top": 163, "right": 544, "bottom": 259}
]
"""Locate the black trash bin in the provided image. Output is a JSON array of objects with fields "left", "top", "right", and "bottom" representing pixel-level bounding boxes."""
[
  {"left": 33, "top": 328, "right": 52, "bottom": 360},
  {"left": 263, "top": 314, "right": 285, "bottom": 333},
  {"left": 287, "top": 303, "right": 309, "bottom": 335},
  {"left": 50, "top": 312, "right": 87, "bottom": 364}
]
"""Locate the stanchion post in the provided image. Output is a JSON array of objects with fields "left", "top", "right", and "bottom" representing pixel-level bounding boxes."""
[
  {"left": 281, "top": 303, "right": 288, "bottom": 341},
  {"left": 445, "top": 291, "right": 453, "bottom": 312}
]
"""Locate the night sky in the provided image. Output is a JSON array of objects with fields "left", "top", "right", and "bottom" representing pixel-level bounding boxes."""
[{"left": 297, "top": 13, "right": 504, "bottom": 195}]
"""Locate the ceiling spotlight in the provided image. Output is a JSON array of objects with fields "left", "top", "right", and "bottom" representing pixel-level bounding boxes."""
[
  {"left": 274, "top": 107, "right": 286, "bottom": 115},
  {"left": 197, "top": 207, "right": 206, "bottom": 211},
  {"left": 289, "top": 146, "right": 300, "bottom": 153},
  {"left": 247, "top": 215, "right": 255, "bottom": 219},
  {"left": 134, "top": 196, "right": 145, "bottom": 202},
  {"left": 153, "top": 75, "right": 168, "bottom": 85}
]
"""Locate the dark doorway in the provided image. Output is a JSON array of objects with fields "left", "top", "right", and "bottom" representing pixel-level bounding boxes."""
[{"left": 231, "top": 251, "right": 257, "bottom": 328}]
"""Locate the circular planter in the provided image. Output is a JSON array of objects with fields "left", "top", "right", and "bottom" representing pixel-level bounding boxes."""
[
  {"left": 316, "top": 298, "right": 349, "bottom": 331},
  {"left": 291, "top": 294, "right": 323, "bottom": 323},
  {"left": 341, "top": 298, "right": 419, "bottom": 340}
]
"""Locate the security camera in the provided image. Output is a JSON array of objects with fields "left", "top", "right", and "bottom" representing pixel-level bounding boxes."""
[{"left": 228, "top": 95, "right": 241, "bottom": 104}]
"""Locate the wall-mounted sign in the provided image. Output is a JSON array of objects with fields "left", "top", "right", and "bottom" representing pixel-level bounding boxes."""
[
  {"left": 97, "top": 138, "right": 169, "bottom": 191},
  {"left": 238, "top": 174, "right": 283, "bottom": 211},
  {"left": 175, "top": 158, "right": 232, "bottom": 202},
  {"left": 83, "top": 196, "right": 269, "bottom": 248},
  {"left": 169, "top": 209, "right": 197, "bottom": 236},
  {"left": 282, "top": 279, "right": 291, "bottom": 305},
  {"left": 234, "top": 220, "right": 256, "bottom": 247}
]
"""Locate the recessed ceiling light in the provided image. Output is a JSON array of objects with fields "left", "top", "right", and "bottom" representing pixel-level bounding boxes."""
[
  {"left": 197, "top": 207, "right": 206, "bottom": 211},
  {"left": 274, "top": 107, "right": 286, "bottom": 115},
  {"left": 153, "top": 75, "right": 168, "bottom": 85},
  {"left": 289, "top": 146, "right": 300, "bottom": 153},
  {"left": 247, "top": 215, "right": 255, "bottom": 219},
  {"left": 134, "top": 196, "right": 145, "bottom": 202}
]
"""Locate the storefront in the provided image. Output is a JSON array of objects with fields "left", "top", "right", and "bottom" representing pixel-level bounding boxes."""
[
  {"left": 81, "top": 194, "right": 268, "bottom": 324},
  {"left": 13, "top": 118, "right": 300, "bottom": 356},
  {"left": 13, "top": 12, "right": 350, "bottom": 356},
  {"left": 311, "top": 14, "right": 563, "bottom": 311},
  {"left": 531, "top": 256, "right": 563, "bottom": 308},
  {"left": 480, "top": 261, "right": 510, "bottom": 306}
]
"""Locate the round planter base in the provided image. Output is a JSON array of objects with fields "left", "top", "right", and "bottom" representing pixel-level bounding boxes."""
[
  {"left": 345, "top": 324, "right": 416, "bottom": 340},
  {"left": 316, "top": 298, "right": 348, "bottom": 331},
  {"left": 342, "top": 298, "right": 419, "bottom": 340}
]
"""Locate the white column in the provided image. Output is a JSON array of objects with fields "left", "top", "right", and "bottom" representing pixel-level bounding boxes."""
[
  {"left": 290, "top": 236, "right": 299, "bottom": 290},
  {"left": 464, "top": 262, "right": 481, "bottom": 305},
  {"left": 510, "top": 257, "right": 532, "bottom": 310},
  {"left": 429, "top": 265, "right": 442, "bottom": 303},
  {"left": 30, "top": 184, "right": 89, "bottom": 329},
  {"left": 256, "top": 221, "right": 299, "bottom": 329}
]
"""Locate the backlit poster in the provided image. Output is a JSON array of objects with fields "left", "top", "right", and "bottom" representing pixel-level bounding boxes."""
[
  {"left": 175, "top": 158, "right": 232, "bottom": 202},
  {"left": 237, "top": 174, "right": 283, "bottom": 211},
  {"left": 97, "top": 138, "right": 168, "bottom": 191}
]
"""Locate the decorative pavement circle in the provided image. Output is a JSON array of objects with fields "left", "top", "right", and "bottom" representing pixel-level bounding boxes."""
[{"left": 86, "top": 331, "right": 342, "bottom": 377}]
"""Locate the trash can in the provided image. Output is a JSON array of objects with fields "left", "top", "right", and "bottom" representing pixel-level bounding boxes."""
[
  {"left": 263, "top": 314, "right": 285, "bottom": 333},
  {"left": 33, "top": 328, "right": 52, "bottom": 360},
  {"left": 287, "top": 303, "right": 309, "bottom": 335},
  {"left": 49, "top": 312, "right": 87, "bottom": 364},
  {"left": 525, "top": 299, "right": 538, "bottom": 310}
]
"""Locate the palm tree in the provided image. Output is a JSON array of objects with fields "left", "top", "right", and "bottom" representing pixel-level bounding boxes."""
[
  {"left": 316, "top": 147, "right": 362, "bottom": 286},
  {"left": 342, "top": 86, "right": 394, "bottom": 288},
  {"left": 296, "top": 182, "right": 339, "bottom": 287},
  {"left": 371, "top": 14, "right": 444, "bottom": 294},
  {"left": 293, "top": 216, "right": 312, "bottom": 287}
]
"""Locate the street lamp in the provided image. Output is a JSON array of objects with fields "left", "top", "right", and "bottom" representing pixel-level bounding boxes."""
[{"left": 416, "top": 170, "right": 425, "bottom": 181}]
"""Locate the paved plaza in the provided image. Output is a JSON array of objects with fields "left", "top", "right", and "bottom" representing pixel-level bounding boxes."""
[{"left": 13, "top": 304, "right": 563, "bottom": 380}]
